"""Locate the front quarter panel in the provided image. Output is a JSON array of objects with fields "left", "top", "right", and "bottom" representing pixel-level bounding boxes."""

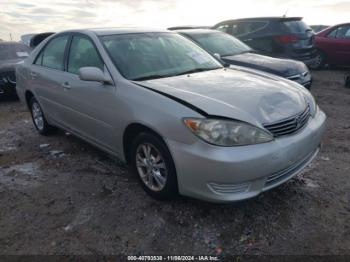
[
  {"left": 15, "top": 61, "right": 31, "bottom": 105},
  {"left": 111, "top": 79, "right": 205, "bottom": 161}
]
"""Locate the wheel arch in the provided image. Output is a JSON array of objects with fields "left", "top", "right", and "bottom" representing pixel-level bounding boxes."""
[
  {"left": 25, "top": 90, "right": 34, "bottom": 109},
  {"left": 122, "top": 123, "right": 168, "bottom": 165},
  {"left": 310, "top": 48, "right": 327, "bottom": 70},
  {"left": 316, "top": 48, "right": 328, "bottom": 62}
]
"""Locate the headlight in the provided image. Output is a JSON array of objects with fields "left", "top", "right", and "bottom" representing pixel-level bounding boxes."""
[{"left": 183, "top": 118, "right": 274, "bottom": 146}]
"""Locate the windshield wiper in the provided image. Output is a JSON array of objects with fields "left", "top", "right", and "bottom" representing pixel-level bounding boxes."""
[
  {"left": 175, "top": 67, "right": 221, "bottom": 76},
  {"left": 132, "top": 67, "right": 221, "bottom": 80},
  {"left": 221, "top": 50, "right": 253, "bottom": 57},
  {"left": 238, "top": 50, "right": 255, "bottom": 55},
  {"left": 132, "top": 74, "right": 172, "bottom": 81},
  {"left": 221, "top": 53, "right": 236, "bottom": 57}
]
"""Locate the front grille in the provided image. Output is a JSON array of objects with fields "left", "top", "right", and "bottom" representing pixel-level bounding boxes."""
[{"left": 263, "top": 106, "right": 311, "bottom": 137}]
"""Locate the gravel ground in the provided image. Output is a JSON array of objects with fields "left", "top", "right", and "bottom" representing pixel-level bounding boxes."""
[{"left": 0, "top": 70, "right": 349, "bottom": 257}]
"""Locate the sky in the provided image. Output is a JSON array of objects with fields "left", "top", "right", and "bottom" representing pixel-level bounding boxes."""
[{"left": 0, "top": 0, "right": 350, "bottom": 41}]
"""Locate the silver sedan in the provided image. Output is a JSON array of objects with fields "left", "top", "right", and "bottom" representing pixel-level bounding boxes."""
[{"left": 16, "top": 28, "right": 326, "bottom": 203}]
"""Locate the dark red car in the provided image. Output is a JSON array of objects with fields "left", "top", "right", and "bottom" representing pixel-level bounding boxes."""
[{"left": 311, "top": 23, "right": 350, "bottom": 69}]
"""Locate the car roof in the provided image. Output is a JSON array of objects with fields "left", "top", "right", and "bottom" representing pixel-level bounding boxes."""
[
  {"left": 316, "top": 23, "right": 350, "bottom": 35},
  {"left": 214, "top": 17, "right": 303, "bottom": 25},
  {"left": 330, "top": 23, "right": 350, "bottom": 27},
  {"left": 60, "top": 27, "right": 170, "bottom": 36},
  {"left": 176, "top": 29, "right": 221, "bottom": 35},
  {"left": 168, "top": 26, "right": 211, "bottom": 30}
]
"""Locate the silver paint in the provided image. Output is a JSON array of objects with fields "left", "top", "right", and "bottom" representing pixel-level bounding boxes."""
[{"left": 16, "top": 28, "right": 326, "bottom": 202}]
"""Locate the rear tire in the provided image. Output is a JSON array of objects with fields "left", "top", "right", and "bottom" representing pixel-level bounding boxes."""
[
  {"left": 130, "top": 132, "right": 178, "bottom": 200},
  {"left": 29, "top": 97, "right": 55, "bottom": 135},
  {"left": 310, "top": 50, "right": 326, "bottom": 70}
]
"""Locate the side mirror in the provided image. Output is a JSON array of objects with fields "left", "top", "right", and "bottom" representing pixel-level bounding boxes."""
[{"left": 79, "top": 67, "right": 112, "bottom": 84}]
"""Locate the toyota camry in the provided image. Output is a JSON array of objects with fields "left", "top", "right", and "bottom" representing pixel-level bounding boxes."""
[{"left": 16, "top": 28, "right": 326, "bottom": 202}]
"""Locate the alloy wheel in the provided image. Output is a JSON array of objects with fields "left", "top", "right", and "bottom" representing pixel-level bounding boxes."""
[
  {"left": 135, "top": 143, "right": 168, "bottom": 192},
  {"left": 32, "top": 102, "right": 44, "bottom": 131},
  {"left": 313, "top": 54, "right": 322, "bottom": 67}
]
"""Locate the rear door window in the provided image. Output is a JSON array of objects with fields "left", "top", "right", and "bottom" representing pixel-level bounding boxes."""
[
  {"left": 327, "top": 26, "right": 350, "bottom": 39},
  {"left": 335, "top": 25, "right": 350, "bottom": 39},
  {"left": 216, "top": 24, "right": 231, "bottom": 33},
  {"left": 67, "top": 36, "right": 104, "bottom": 75},
  {"left": 41, "top": 35, "right": 69, "bottom": 70},
  {"left": 328, "top": 28, "right": 338, "bottom": 38},
  {"left": 345, "top": 27, "right": 350, "bottom": 38},
  {"left": 236, "top": 21, "right": 268, "bottom": 36},
  {"left": 216, "top": 23, "right": 240, "bottom": 35}
]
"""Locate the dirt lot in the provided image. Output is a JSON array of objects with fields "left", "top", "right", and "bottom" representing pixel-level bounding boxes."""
[{"left": 0, "top": 70, "right": 349, "bottom": 257}]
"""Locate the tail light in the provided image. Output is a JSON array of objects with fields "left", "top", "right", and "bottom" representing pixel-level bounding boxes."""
[{"left": 274, "top": 35, "right": 298, "bottom": 44}]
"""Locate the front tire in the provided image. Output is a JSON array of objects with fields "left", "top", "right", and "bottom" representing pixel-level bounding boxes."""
[
  {"left": 130, "top": 132, "right": 178, "bottom": 200},
  {"left": 29, "top": 97, "right": 55, "bottom": 135},
  {"left": 310, "top": 50, "right": 326, "bottom": 70}
]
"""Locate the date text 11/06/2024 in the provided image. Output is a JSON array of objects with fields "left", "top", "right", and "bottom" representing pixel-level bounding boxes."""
[{"left": 127, "top": 255, "right": 219, "bottom": 261}]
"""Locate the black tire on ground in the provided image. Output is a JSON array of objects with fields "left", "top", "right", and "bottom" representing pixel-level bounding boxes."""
[
  {"left": 310, "top": 50, "right": 326, "bottom": 70},
  {"left": 130, "top": 132, "right": 178, "bottom": 200},
  {"left": 29, "top": 97, "right": 55, "bottom": 135}
]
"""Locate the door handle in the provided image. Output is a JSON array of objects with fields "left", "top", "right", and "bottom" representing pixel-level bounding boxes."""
[{"left": 61, "top": 82, "right": 71, "bottom": 90}]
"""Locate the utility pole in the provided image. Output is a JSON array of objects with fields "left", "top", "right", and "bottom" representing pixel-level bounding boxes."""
[{"left": 10, "top": 33, "right": 13, "bottom": 41}]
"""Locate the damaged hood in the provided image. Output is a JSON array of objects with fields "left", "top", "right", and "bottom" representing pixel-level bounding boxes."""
[
  {"left": 135, "top": 68, "right": 308, "bottom": 126},
  {"left": 221, "top": 53, "right": 306, "bottom": 78}
]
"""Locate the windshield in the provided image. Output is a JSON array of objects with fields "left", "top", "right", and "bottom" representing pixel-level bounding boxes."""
[
  {"left": 187, "top": 32, "right": 252, "bottom": 57},
  {"left": 0, "top": 44, "right": 31, "bottom": 60},
  {"left": 101, "top": 33, "right": 222, "bottom": 81}
]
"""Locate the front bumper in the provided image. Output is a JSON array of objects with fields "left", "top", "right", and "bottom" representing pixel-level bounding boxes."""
[
  {"left": 167, "top": 109, "right": 326, "bottom": 203},
  {"left": 289, "top": 48, "right": 318, "bottom": 67}
]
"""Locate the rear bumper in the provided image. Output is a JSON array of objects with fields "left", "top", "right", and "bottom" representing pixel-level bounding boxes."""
[
  {"left": 290, "top": 49, "right": 317, "bottom": 67},
  {"left": 167, "top": 109, "right": 326, "bottom": 203},
  {"left": 280, "top": 48, "right": 317, "bottom": 67},
  {"left": 298, "top": 57, "right": 317, "bottom": 67}
]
